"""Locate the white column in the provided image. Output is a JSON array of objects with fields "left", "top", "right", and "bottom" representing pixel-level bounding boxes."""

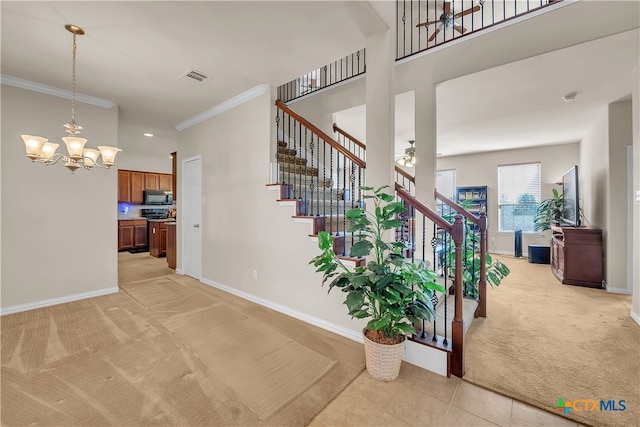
[
  {"left": 414, "top": 84, "right": 437, "bottom": 210},
  {"left": 365, "top": 29, "right": 395, "bottom": 192}
]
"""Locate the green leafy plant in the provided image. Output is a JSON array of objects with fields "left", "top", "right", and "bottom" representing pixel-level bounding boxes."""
[
  {"left": 310, "top": 186, "right": 445, "bottom": 342},
  {"left": 533, "top": 188, "right": 563, "bottom": 231},
  {"left": 442, "top": 201, "right": 510, "bottom": 298}
]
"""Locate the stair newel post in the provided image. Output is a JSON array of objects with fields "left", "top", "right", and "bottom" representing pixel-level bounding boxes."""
[
  {"left": 275, "top": 110, "right": 282, "bottom": 185},
  {"left": 477, "top": 211, "right": 488, "bottom": 318},
  {"left": 451, "top": 214, "right": 465, "bottom": 378}
]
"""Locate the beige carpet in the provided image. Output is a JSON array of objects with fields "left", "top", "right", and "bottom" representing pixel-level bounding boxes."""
[
  {"left": 464, "top": 255, "right": 639, "bottom": 427},
  {"left": 122, "top": 276, "right": 336, "bottom": 420},
  {"left": 1, "top": 253, "right": 365, "bottom": 426}
]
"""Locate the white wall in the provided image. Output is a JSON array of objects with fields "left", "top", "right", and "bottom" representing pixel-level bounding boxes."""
[
  {"left": 177, "top": 88, "right": 365, "bottom": 337},
  {"left": 606, "top": 101, "right": 632, "bottom": 292},
  {"left": 580, "top": 101, "right": 634, "bottom": 291},
  {"left": 437, "top": 142, "right": 580, "bottom": 255},
  {"left": 1, "top": 85, "right": 119, "bottom": 312},
  {"left": 580, "top": 110, "right": 608, "bottom": 229}
]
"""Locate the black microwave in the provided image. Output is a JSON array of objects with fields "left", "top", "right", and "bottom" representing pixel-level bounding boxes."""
[{"left": 143, "top": 190, "right": 173, "bottom": 205}]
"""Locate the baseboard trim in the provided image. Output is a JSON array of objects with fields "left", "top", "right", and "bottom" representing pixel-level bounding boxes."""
[
  {"left": 199, "top": 277, "right": 363, "bottom": 343},
  {"left": 604, "top": 285, "right": 632, "bottom": 295},
  {"left": 630, "top": 310, "right": 640, "bottom": 326},
  {"left": 0, "top": 286, "right": 119, "bottom": 316},
  {"left": 489, "top": 250, "right": 514, "bottom": 256}
]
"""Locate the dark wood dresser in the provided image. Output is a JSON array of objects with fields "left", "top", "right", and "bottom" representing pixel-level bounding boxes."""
[{"left": 550, "top": 225, "right": 602, "bottom": 288}]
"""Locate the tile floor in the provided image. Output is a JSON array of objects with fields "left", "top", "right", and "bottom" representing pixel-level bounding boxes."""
[{"left": 310, "top": 361, "right": 582, "bottom": 427}]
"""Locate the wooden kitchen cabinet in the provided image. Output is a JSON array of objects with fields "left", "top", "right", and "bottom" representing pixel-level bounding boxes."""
[
  {"left": 118, "top": 171, "right": 144, "bottom": 204},
  {"left": 149, "top": 221, "right": 169, "bottom": 257},
  {"left": 144, "top": 173, "right": 159, "bottom": 190},
  {"left": 118, "top": 170, "right": 172, "bottom": 204},
  {"left": 118, "top": 219, "right": 147, "bottom": 251},
  {"left": 171, "top": 152, "right": 177, "bottom": 202},
  {"left": 159, "top": 174, "right": 172, "bottom": 191},
  {"left": 166, "top": 222, "right": 176, "bottom": 269}
]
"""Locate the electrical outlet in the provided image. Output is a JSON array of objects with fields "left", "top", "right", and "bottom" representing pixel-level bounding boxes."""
[{"left": 253, "top": 270, "right": 258, "bottom": 280}]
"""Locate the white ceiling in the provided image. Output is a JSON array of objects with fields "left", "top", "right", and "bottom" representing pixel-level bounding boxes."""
[{"left": 2, "top": 1, "right": 639, "bottom": 158}]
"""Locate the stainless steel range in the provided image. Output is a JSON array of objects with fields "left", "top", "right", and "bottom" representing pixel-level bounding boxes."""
[{"left": 140, "top": 208, "right": 169, "bottom": 219}]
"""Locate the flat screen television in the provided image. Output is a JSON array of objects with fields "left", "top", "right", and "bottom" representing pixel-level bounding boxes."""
[{"left": 561, "top": 165, "right": 580, "bottom": 227}]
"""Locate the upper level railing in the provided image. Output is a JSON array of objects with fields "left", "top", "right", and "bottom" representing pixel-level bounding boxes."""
[
  {"left": 277, "top": 49, "right": 366, "bottom": 103},
  {"left": 396, "top": 0, "right": 563, "bottom": 60}
]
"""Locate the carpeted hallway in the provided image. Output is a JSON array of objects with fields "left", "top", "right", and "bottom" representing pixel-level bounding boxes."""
[{"left": 2, "top": 252, "right": 637, "bottom": 426}]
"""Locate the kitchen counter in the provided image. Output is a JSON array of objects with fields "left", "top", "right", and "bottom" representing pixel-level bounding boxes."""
[
  {"left": 148, "top": 218, "right": 176, "bottom": 223},
  {"left": 118, "top": 217, "right": 148, "bottom": 221}
]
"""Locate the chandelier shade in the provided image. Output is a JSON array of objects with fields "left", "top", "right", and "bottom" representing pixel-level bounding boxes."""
[{"left": 20, "top": 24, "right": 121, "bottom": 173}]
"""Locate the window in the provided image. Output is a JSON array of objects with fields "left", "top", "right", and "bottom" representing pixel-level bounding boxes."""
[
  {"left": 436, "top": 169, "right": 456, "bottom": 217},
  {"left": 498, "top": 163, "right": 541, "bottom": 232}
]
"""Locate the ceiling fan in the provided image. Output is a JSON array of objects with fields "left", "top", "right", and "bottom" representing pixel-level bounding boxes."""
[
  {"left": 396, "top": 140, "right": 416, "bottom": 168},
  {"left": 416, "top": 1, "right": 481, "bottom": 42}
]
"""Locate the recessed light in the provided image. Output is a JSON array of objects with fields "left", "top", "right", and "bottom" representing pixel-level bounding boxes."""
[
  {"left": 562, "top": 92, "right": 577, "bottom": 102},
  {"left": 144, "top": 133, "right": 154, "bottom": 137}
]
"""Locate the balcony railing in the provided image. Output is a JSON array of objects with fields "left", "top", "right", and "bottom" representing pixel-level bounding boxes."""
[
  {"left": 397, "top": 0, "right": 563, "bottom": 60},
  {"left": 277, "top": 49, "right": 366, "bottom": 103}
]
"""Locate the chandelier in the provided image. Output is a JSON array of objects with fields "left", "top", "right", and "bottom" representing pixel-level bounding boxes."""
[
  {"left": 20, "top": 24, "right": 121, "bottom": 173},
  {"left": 396, "top": 140, "right": 416, "bottom": 167}
]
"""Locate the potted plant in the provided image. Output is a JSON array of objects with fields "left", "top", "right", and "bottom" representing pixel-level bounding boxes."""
[
  {"left": 310, "top": 186, "right": 445, "bottom": 381},
  {"left": 440, "top": 201, "right": 510, "bottom": 298},
  {"left": 533, "top": 188, "right": 563, "bottom": 231}
]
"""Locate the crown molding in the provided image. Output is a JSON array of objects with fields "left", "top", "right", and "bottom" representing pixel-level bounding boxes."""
[
  {"left": 1, "top": 74, "right": 117, "bottom": 109},
  {"left": 176, "top": 83, "right": 270, "bottom": 131}
]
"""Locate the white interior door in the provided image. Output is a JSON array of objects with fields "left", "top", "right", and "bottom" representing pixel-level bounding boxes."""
[{"left": 182, "top": 156, "right": 202, "bottom": 279}]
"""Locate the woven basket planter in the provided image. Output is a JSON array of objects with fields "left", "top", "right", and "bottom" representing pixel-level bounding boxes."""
[{"left": 362, "top": 329, "right": 406, "bottom": 381}]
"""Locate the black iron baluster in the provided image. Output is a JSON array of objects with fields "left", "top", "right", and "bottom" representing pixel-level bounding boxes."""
[
  {"left": 322, "top": 140, "right": 326, "bottom": 224},
  {"left": 329, "top": 145, "right": 334, "bottom": 235},
  {"left": 341, "top": 153, "right": 347, "bottom": 255}
]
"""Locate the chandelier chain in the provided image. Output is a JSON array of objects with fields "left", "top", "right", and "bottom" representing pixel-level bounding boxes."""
[{"left": 71, "top": 32, "right": 77, "bottom": 125}]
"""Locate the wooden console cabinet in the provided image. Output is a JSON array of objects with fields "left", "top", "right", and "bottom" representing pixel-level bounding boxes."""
[{"left": 550, "top": 225, "right": 602, "bottom": 288}]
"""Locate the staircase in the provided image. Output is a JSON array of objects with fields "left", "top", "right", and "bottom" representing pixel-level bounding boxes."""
[{"left": 270, "top": 99, "right": 490, "bottom": 378}]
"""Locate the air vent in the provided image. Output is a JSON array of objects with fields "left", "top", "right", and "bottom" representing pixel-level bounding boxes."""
[{"left": 180, "top": 68, "right": 210, "bottom": 84}]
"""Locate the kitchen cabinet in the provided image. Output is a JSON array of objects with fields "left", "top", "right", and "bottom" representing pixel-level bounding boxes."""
[
  {"left": 159, "top": 174, "right": 172, "bottom": 191},
  {"left": 118, "top": 171, "right": 144, "bottom": 204},
  {"left": 145, "top": 173, "right": 159, "bottom": 190},
  {"left": 118, "top": 170, "right": 172, "bottom": 204},
  {"left": 166, "top": 222, "right": 176, "bottom": 269},
  {"left": 149, "top": 220, "right": 169, "bottom": 257},
  {"left": 171, "top": 152, "right": 177, "bottom": 202},
  {"left": 118, "top": 219, "right": 147, "bottom": 251}
]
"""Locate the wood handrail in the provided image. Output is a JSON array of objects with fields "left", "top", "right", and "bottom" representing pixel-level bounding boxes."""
[
  {"left": 332, "top": 123, "right": 367, "bottom": 150},
  {"left": 395, "top": 184, "right": 452, "bottom": 233},
  {"left": 395, "top": 166, "right": 415, "bottom": 184},
  {"left": 434, "top": 188, "right": 480, "bottom": 225},
  {"left": 275, "top": 100, "right": 366, "bottom": 169}
]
